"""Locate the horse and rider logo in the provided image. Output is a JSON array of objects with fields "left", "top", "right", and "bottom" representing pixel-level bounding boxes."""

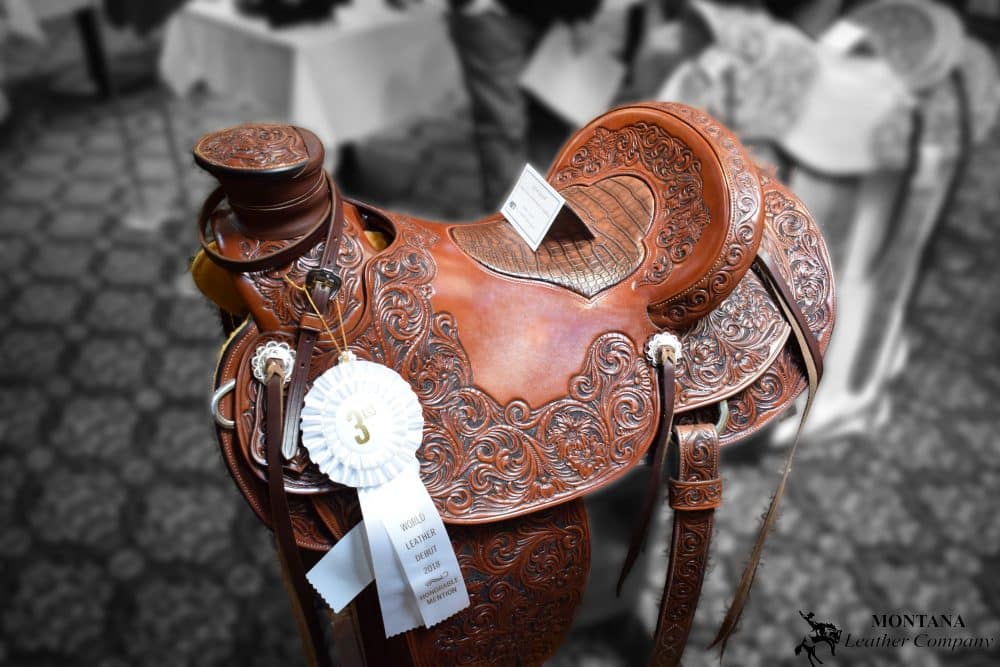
[{"left": 794, "top": 611, "right": 843, "bottom": 665}]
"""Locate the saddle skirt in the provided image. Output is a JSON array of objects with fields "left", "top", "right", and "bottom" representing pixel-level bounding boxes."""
[{"left": 194, "top": 103, "right": 835, "bottom": 665}]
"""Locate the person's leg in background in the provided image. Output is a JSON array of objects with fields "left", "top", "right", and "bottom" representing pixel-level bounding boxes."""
[{"left": 447, "top": 7, "right": 542, "bottom": 211}]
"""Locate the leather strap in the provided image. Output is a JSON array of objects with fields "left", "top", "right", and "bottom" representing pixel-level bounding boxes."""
[
  {"left": 253, "top": 176, "right": 347, "bottom": 667},
  {"left": 754, "top": 250, "right": 823, "bottom": 384},
  {"left": 311, "top": 496, "right": 413, "bottom": 667},
  {"left": 908, "top": 67, "right": 972, "bottom": 316},
  {"left": 280, "top": 197, "right": 347, "bottom": 461},
  {"left": 617, "top": 351, "right": 675, "bottom": 595},
  {"left": 709, "top": 250, "right": 824, "bottom": 658},
  {"left": 196, "top": 173, "right": 340, "bottom": 274},
  {"left": 867, "top": 105, "right": 924, "bottom": 274},
  {"left": 327, "top": 607, "right": 367, "bottom": 666},
  {"left": 265, "top": 364, "right": 330, "bottom": 667},
  {"left": 650, "top": 423, "right": 721, "bottom": 667}
]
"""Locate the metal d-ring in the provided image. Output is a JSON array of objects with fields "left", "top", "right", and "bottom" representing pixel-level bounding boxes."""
[
  {"left": 211, "top": 378, "right": 237, "bottom": 429},
  {"left": 716, "top": 399, "right": 729, "bottom": 436}
]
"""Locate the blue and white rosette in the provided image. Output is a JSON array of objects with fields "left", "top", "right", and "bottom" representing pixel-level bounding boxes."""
[{"left": 300, "top": 355, "right": 470, "bottom": 637}]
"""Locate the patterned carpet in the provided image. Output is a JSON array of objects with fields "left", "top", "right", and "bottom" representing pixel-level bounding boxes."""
[{"left": 1, "top": 38, "right": 999, "bottom": 667}]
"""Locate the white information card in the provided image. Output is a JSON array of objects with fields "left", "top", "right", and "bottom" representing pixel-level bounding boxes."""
[{"left": 500, "top": 164, "right": 566, "bottom": 251}]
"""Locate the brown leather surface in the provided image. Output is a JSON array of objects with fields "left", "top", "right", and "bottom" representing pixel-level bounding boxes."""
[
  {"left": 308, "top": 481, "right": 589, "bottom": 667},
  {"left": 212, "top": 199, "right": 370, "bottom": 334},
  {"left": 406, "top": 500, "right": 590, "bottom": 666},
  {"left": 651, "top": 423, "right": 721, "bottom": 667},
  {"left": 196, "top": 184, "right": 336, "bottom": 272},
  {"left": 196, "top": 105, "right": 836, "bottom": 666},
  {"left": 213, "top": 321, "right": 336, "bottom": 550},
  {"left": 265, "top": 366, "right": 331, "bottom": 667},
  {"left": 705, "top": 175, "right": 836, "bottom": 445},
  {"left": 221, "top": 188, "right": 827, "bottom": 523},
  {"left": 195, "top": 124, "right": 329, "bottom": 240},
  {"left": 195, "top": 123, "right": 311, "bottom": 172}
]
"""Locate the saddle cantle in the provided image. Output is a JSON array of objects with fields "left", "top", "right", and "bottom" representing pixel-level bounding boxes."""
[{"left": 192, "top": 103, "right": 835, "bottom": 666}]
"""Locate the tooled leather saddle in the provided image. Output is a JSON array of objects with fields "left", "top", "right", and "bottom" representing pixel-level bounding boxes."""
[{"left": 192, "top": 103, "right": 835, "bottom": 666}]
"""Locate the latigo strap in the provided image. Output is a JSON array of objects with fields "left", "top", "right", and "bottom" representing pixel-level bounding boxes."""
[
  {"left": 709, "top": 250, "right": 825, "bottom": 658},
  {"left": 272, "top": 185, "right": 347, "bottom": 667},
  {"left": 205, "top": 174, "right": 348, "bottom": 667},
  {"left": 265, "top": 363, "right": 329, "bottom": 667},
  {"left": 196, "top": 181, "right": 336, "bottom": 273},
  {"left": 649, "top": 248, "right": 824, "bottom": 665},
  {"left": 617, "top": 341, "right": 677, "bottom": 595}
]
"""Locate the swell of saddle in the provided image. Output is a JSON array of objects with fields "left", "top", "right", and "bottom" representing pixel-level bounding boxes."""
[{"left": 198, "top": 103, "right": 835, "bottom": 527}]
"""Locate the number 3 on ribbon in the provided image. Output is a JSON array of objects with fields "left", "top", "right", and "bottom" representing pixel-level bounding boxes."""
[{"left": 346, "top": 410, "right": 370, "bottom": 444}]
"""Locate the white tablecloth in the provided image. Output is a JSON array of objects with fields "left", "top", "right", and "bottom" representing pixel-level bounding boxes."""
[{"left": 159, "top": 0, "right": 463, "bottom": 151}]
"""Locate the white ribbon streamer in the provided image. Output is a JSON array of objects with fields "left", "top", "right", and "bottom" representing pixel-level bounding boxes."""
[
  {"left": 360, "top": 470, "right": 470, "bottom": 630},
  {"left": 306, "top": 522, "right": 373, "bottom": 613}
]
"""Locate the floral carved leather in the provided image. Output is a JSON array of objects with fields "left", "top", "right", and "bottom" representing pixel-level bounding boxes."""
[{"left": 196, "top": 103, "right": 835, "bottom": 666}]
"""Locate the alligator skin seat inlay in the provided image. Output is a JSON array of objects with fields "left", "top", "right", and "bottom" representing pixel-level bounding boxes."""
[{"left": 451, "top": 174, "right": 655, "bottom": 298}]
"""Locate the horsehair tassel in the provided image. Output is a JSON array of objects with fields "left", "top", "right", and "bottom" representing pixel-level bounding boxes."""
[{"left": 710, "top": 251, "right": 822, "bottom": 660}]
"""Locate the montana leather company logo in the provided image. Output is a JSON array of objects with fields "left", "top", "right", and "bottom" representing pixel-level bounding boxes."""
[
  {"left": 794, "top": 611, "right": 998, "bottom": 664},
  {"left": 794, "top": 612, "right": 843, "bottom": 666}
]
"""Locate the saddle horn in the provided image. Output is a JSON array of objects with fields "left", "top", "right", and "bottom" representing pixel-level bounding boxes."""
[{"left": 193, "top": 123, "right": 329, "bottom": 240}]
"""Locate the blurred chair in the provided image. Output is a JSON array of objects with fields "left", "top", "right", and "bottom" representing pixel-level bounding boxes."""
[
  {"left": 644, "top": 0, "right": 996, "bottom": 441},
  {"left": 629, "top": 1, "right": 997, "bottom": 644}
]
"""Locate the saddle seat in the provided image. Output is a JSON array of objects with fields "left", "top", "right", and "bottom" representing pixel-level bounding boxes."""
[{"left": 451, "top": 174, "right": 655, "bottom": 298}]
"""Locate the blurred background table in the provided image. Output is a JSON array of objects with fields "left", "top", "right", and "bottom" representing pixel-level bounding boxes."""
[
  {"left": 1, "top": 0, "right": 103, "bottom": 117},
  {"left": 159, "top": 0, "right": 463, "bottom": 153}
]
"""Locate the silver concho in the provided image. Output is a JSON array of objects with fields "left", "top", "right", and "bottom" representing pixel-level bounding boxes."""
[
  {"left": 646, "top": 332, "right": 683, "bottom": 366},
  {"left": 251, "top": 341, "right": 296, "bottom": 384}
]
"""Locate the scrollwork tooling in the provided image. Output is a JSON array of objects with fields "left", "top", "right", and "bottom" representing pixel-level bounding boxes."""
[
  {"left": 409, "top": 501, "right": 590, "bottom": 666},
  {"left": 196, "top": 103, "right": 838, "bottom": 667},
  {"left": 194, "top": 124, "right": 310, "bottom": 171},
  {"left": 238, "top": 224, "right": 365, "bottom": 331},
  {"left": 645, "top": 104, "right": 763, "bottom": 328},
  {"left": 343, "top": 219, "right": 658, "bottom": 520}
]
